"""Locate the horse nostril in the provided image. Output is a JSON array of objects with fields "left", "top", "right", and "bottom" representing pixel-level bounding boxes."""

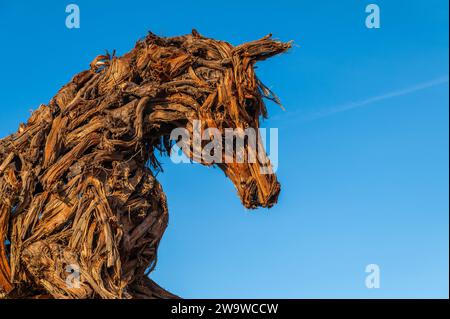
[{"left": 266, "top": 182, "right": 281, "bottom": 206}]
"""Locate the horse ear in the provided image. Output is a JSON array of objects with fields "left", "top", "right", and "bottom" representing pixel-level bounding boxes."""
[
  {"left": 191, "top": 29, "right": 203, "bottom": 38},
  {"left": 234, "top": 34, "right": 292, "bottom": 62}
]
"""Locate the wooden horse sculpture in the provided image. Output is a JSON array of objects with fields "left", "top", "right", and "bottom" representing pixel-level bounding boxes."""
[{"left": 0, "top": 30, "right": 290, "bottom": 298}]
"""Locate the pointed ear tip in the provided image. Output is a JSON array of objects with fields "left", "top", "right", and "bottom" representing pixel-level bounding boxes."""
[
  {"left": 191, "top": 29, "right": 202, "bottom": 37},
  {"left": 269, "top": 38, "right": 293, "bottom": 50},
  {"left": 278, "top": 40, "right": 294, "bottom": 52}
]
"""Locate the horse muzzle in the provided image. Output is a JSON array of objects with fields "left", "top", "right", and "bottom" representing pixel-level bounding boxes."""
[{"left": 219, "top": 162, "right": 281, "bottom": 209}]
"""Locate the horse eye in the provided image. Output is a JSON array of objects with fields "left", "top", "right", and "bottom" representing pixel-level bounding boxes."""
[{"left": 245, "top": 99, "right": 256, "bottom": 112}]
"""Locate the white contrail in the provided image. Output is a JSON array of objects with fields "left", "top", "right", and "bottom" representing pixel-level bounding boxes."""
[{"left": 299, "top": 75, "right": 449, "bottom": 121}]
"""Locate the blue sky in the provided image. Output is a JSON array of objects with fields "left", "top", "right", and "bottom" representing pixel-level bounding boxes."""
[{"left": 0, "top": 1, "right": 448, "bottom": 298}]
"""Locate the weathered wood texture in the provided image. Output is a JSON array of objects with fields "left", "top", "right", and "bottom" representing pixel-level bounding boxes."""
[{"left": 0, "top": 30, "right": 290, "bottom": 299}]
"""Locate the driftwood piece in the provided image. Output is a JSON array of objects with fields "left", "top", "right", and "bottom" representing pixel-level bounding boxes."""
[{"left": 0, "top": 30, "right": 291, "bottom": 299}]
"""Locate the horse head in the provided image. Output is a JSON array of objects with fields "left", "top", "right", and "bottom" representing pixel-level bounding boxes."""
[{"left": 132, "top": 30, "right": 291, "bottom": 209}]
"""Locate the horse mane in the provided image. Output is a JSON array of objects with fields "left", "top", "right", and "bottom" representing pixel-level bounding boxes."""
[{"left": 77, "top": 30, "right": 290, "bottom": 171}]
